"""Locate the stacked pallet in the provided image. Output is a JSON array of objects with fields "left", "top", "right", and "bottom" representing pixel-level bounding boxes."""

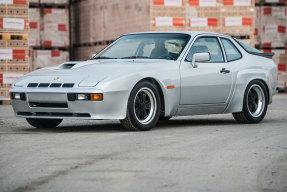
[
  {"left": 255, "top": 0, "right": 287, "bottom": 90},
  {"left": 71, "top": 0, "right": 256, "bottom": 61},
  {"left": 0, "top": 0, "right": 29, "bottom": 101},
  {"left": 71, "top": 0, "right": 150, "bottom": 60},
  {"left": 155, "top": 0, "right": 255, "bottom": 45},
  {"left": 28, "top": 0, "right": 69, "bottom": 71}
]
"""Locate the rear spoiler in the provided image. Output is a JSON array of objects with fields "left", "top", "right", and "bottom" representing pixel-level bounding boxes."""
[{"left": 249, "top": 52, "right": 275, "bottom": 59}]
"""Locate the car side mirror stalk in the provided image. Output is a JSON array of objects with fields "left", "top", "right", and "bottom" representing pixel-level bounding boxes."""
[{"left": 192, "top": 52, "right": 210, "bottom": 68}]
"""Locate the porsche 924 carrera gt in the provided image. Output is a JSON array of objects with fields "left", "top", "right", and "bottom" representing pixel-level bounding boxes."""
[{"left": 10, "top": 32, "right": 277, "bottom": 131}]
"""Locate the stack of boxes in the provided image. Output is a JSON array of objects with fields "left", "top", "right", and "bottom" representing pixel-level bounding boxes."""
[
  {"left": 0, "top": 0, "right": 29, "bottom": 101},
  {"left": 186, "top": 0, "right": 221, "bottom": 33},
  {"left": 255, "top": 0, "right": 287, "bottom": 89},
  {"left": 71, "top": 0, "right": 151, "bottom": 60},
  {"left": 28, "top": 0, "right": 69, "bottom": 71},
  {"left": 71, "top": 0, "right": 255, "bottom": 61}
]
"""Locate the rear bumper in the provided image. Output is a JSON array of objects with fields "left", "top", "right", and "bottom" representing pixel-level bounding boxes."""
[{"left": 10, "top": 87, "right": 129, "bottom": 120}]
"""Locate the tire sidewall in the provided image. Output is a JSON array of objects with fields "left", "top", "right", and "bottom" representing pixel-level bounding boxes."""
[
  {"left": 243, "top": 80, "right": 268, "bottom": 123},
  {"left": 127, "top": 81, "right": 161, "bottom": 131}
]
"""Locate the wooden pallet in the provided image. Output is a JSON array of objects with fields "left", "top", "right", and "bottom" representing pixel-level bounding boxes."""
[
  {"left": 0, "top": 33, "right": 28, "bottom": 40},
  {"left": 0, "top": 100, "right": 11, "bottom": 105}
]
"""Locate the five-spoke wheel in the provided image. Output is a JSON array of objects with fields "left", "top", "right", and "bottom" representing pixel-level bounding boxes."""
[
  {"left": 134, "top": 87, "right": 157, "bottom": 125},
  {"left": 121, "top": 81, "right": 161, "bottom": 131},
  {"left": 233, "top": 80, "right": 268, "bottom": 123}
]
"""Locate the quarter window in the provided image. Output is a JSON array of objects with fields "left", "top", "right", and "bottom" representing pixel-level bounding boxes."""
[
  {"left": 186, "top": 37, "right": 224, "bottom": 63},
  {"left": 221, "top": 38, "right": 242, "bottom": 61}
]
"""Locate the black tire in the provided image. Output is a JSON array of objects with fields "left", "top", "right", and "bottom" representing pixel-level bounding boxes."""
[
  {"left": 121, "top": 81, "right": 161, "bottom": 131},
  {"left": 233, "top": 80, "right": 268, "bottom": 123},
  {"left": 159, "top": 116, "right": 172, "bottom": 121},
  {"left": 26, "top": 118, "right": 63, "bottom": 128}
]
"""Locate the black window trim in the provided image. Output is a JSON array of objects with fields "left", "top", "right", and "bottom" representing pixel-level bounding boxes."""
[
  {"left": 184, "top": 36, "right": 225, "bottom": 63},
  {"left": 94, "top": 33, "right": 192, "bottom": 61},
  {"left": 220, "top": 37, "right": 243, "bottom": 62}
]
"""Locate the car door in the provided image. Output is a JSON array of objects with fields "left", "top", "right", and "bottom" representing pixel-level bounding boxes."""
[{"left": 180, "top": 36, "right": 233, "bottom": 105}]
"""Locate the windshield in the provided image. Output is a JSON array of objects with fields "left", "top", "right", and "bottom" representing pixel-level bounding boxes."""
[
  {"left": 93, "top": 33, "right": 191, "bottom": 60},
  {"left": 234, "top": 38, "right": 262, "bottom": 53}
]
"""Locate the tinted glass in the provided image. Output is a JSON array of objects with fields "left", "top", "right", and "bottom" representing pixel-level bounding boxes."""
[
  {"left": 221, "top": 38, "right": 242, "bottom": 61},
  {"left": 235, "top": 39, "right": 262, "bottom": 53},
  {"left": 186, "top": 37, "right": 224, "bottom": 62},
  {"left": 94, "top": 33, "right": 191, "bottom": 60}
]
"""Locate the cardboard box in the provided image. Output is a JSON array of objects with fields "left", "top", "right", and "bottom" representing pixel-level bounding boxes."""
[
  {"left": 0, "top": 17, "right": 29, "bottom": 32},
  {"left": 73, "top": 45, "right": 106, "bottom": 61},
  {"left": 29, "top": 8, "right": 40, "bottom": 46},
  {"left": 32, "top": 49, "right": 69, "bottom": 70},
  {"left": 40, "top": 0, "right": 68, "bottom": 4},
  {"left": 42, "top": 8, "right": 69, "bottom": 47},
  {"left": 72, "top": 0, "right": 150, "bottom": 44},
  {"left": 260, "top": 6, "right": 287, "bottom": 48}
]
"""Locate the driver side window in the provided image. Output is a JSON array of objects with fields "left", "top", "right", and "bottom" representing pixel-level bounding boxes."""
[{"left": 186, "top": 37, "right": 224, "bottom": 63}]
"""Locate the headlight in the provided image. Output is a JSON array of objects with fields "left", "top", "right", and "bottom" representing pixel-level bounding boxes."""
[
  {"left": 67, "top": 93, "right": 103, "bottom": 101},
  {"left": 77, "top": 94, "right": 88, "bottom": 100}
]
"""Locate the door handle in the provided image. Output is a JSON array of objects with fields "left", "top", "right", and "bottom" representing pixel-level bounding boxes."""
[{"left": 220, "top": 68, "right": 230, "bottom": 74}]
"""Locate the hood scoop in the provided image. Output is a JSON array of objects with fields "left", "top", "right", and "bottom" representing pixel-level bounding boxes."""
[{"left": 58, "top": 62, "right": 81, "bottom": 69}]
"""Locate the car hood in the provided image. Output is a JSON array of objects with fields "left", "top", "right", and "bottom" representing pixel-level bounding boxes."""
[{"left": 14, "top": 59, "right": 173, "bottom": 87}]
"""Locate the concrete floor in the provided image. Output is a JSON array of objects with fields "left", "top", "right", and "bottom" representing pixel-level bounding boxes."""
[{"left": 0, "top": 93, "right": 286, "bottom": 192}]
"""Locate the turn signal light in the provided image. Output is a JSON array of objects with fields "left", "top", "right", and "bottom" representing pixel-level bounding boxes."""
[
  {"left": 90, "top": 93, "right": 103, "bottom": 101},
  {"left": 67, "top": 93, "right": 103, "bottom": 101},
  {"left": 167, "top": 85, "right": 175, "bottom": 89}
]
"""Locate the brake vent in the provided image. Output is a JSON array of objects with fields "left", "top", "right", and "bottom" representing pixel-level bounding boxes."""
[
  {"left": 62, "top": 83, "right": 74, "bottom": 88},
  {"left": 27, "top": 83, "right": 74, "bottom": 88},
  {"left": 50, "top": 83, "right": 62, "bottom": 88},
  {"left": 38, "top": 83, "right": 50, "bottom": 87},
  {"left": 27, "top": 83, "right": 38, "bottom": 87}
]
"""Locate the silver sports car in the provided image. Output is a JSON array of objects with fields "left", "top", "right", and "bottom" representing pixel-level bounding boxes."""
[{"left": 10, "top": 32, "right": 277, "bottom": 131}]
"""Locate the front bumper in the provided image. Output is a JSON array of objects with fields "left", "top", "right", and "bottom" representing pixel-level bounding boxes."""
[{"left": 10, "top": 87, "right": 129, "bottom": 120}]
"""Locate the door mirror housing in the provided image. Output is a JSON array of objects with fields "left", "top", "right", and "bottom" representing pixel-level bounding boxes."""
[{"left": 192, "top": 52, "right": 210, "bottom": 68}]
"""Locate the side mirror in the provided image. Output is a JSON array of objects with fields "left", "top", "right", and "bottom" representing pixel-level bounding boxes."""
[
  {"left": 92, "top": 53, "right": 97, "bottom": 58},
  {"left": 192, "top": 52, "right": 210, "bottom": 68}
]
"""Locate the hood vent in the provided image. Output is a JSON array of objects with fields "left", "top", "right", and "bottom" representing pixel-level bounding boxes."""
[
  {"left": 27, "top": 83, "right": 74, "bottom": 88},
  {"left": 58, "top": 62, "right": 80, "bottom": 69}
]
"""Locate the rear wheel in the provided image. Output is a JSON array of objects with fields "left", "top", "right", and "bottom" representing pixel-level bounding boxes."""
[
  {"left": 233, "top": 80, "right": 268, "bottom": 123},
  {"left": 26, "top": 118, "right": 63, "bottom": 128},
  {"left": 121, "top": 81, "right": 161, "bottom": 131}
]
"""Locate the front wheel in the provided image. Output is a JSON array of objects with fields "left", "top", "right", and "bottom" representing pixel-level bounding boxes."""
[
  {"left": 233, "top": 80, "right": 268, "bottom": 123},
  {"left": 121, "top": 81, "right": 161, "bottom": 131},
  {"left": 26, "top": 118, "right": 63, "bottom": 128}
]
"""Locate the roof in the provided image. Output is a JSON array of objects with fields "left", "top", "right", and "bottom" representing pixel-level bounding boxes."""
[{"left": 126, "top": 31, "right": 231, "bottom": 37}]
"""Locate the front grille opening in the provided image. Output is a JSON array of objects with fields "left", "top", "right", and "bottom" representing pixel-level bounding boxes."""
[
  {"left": 38, "top": 83, "right": 50, "bottom": 88},
  {"left": 27, "top": 83, "right": 38, "bottom": 88},
  {"left": 62, "top": 83, "right": 74, "bottom": 88},
  {"left": 17, "top": 112, "right": 91, "bottom": 118},
  {"left": 27, "top": 83, "right": 74, "bottom": 88},
  {"left": 29, "top": 102, "right": 68, "bottom": 108},
  {"left": 50, "top": 83, "right": 62, "bottom": 88},
  {"left": 18, "top": 112, "right": 33, "bottom": 116}
]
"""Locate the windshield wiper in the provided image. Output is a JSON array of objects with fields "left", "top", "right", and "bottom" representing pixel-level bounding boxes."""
[
  {"left": 92, "top": 56, "right": 117, "bottom": 60},
  {"left": 120, "top": 56, "right": 150, "bottom": 59}
]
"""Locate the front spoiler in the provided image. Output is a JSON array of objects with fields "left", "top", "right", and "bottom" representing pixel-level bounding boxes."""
[{"left": 10, "top": 87, "right": 129, "bottom": 120}]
